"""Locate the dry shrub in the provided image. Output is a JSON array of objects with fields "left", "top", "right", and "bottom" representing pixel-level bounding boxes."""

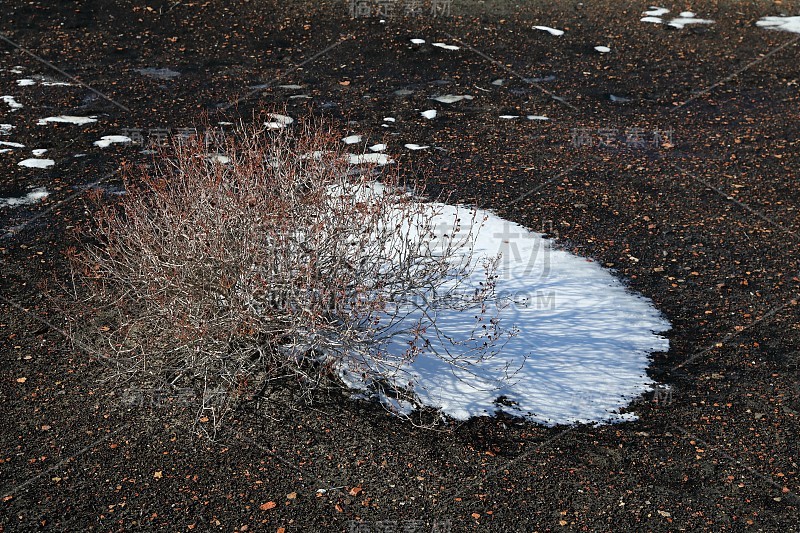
[{"left": 68, "top": 119, "right": 508, "bottom": 434}]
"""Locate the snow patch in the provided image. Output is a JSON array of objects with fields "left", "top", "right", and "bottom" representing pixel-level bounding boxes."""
[
  {"left": 404, "top": 143, "right": 429, "bottom": 150},
  {"left": 18, "top": 158, "right": 55, "bottom": 169},
  {"left": 37, "top": 116, "right": 97, "bottom": 125},
  {"left": 431, "top": 94, "right": 474, "bottom": 104},
  {"left": 643, "top": 6, "right": 669, "bottom": 17},
  {"left": 421, "top": 109, "right": 437, "bottom": 119},
  {"left": 94, "top": 135, "right": 132, "bottom": 148},
  {"left": 207, "top": 154, "right": 230, "bottom": 164},
  {"left": 0, "top": 141, "right": 25, "bottom": 148},
  {"left": 668, "top": 14, "right": 713, "bottom": 29},
  {"left": 594, "top": 46, "right": 611, "bottom": 53},
  {"left": 342, "top": 135, "right": 363, "bottom": 144},
  {"left": 136, "top": 67, "right": 180, "bottom": 79},
  {"left": 757, "top": 16, "right": 800, "bottom": 34},
  {"left": 410, "top": 38, "right": 426, "bottom": 44},
  {"left": 642, "top": 7, "right": 713, "bottom": 28},
  {"left": 0, "top": 188, "right": 49, "bottom": 208},
  {"left": 348, "top": 153, "right": 393, "bottom": 165},
  {"left": 533, "top": 26, "right": 565, "bottom": 36},
  {"left": 264, "top": 113, "right": 294, "bottom": 129},
  {"left": 2, "top": 96, "right": 22, "bottom": 110},
  {"left": 431, "top": 42, "right": 460, "bottom": 50},
  {"left": 31, "top": 149, "right": 47, "bottom": 156},
  {"left": 338, "top": 199, "right": 670, "bottom": 425}
]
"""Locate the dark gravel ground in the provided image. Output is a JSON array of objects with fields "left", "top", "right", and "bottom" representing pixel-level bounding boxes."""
[{"left": 1, "top": 0, "right": 799, "bottom": 531}]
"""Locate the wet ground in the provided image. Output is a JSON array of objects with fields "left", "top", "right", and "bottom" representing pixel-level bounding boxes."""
[{"left": 1, "top": 0, "right": 799, "bottom": 531}]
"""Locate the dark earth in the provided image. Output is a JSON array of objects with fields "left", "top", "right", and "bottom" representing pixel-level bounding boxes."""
[{"left": 1, "top": 0, "right": 799, "bottom": 531}]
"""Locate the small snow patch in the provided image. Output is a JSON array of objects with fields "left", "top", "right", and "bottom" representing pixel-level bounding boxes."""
[
  {"left": 16, "top": 79, "right": 35, "bottom": 86},
  {"left": 348, "top": 153, "right": 393, "bottom": 165},
  {"left": 0, "top": 188, "right": 49, "bottom": 208},
  {"left": 136, "top": 67, "right": 180, "bottom": 79},
  {"left": 31, "top": 149, "right": 47, "bottom": 156},
  {"left": 594, "top": 46, "right": 611, "bottom": 53},
  {"left": 0, "top": 124, "right": 13, "bottom": 135},
  {"left": 383, "top": 117, "right": 396, "bottom": 122},
  {"left": 37, "top": 116, "right": 97, "bottom": 125},
  {"left": 643, "top": 6, "right": 669, "bottom": 17},
  {"left": 18, "top": 158, "right": 55, "bottom": 169},
  {"left": 641, "top": 16, "right": 664, "bottom": 24},
  {"left": 410, "top": 38, "right": 426, "bottom": 44},
  {"left": 278, "top": 84, "right": 304, "bottom": 89},
  {"left": 94, "top": 135, "right": 132, "bottom": 148},
  {"left": 499, "top": 115, "right": 519, "bottom": 119},
  {"left": 431, "top": 94, "right": 473, "bottom": 104},
  {"left": 642, "top": 7, "right": 713, "bottom": 28},
  {"left": 526, "top": 115, "right": 550, "bottom": 121},
  {"left": 421, "top": 109, "right": 437, "bottom": 119},
  {"left": 342, "top": 135, "right": 363, "bottom": 144},
  {"left": 404, "top": 143, "right": 429, "bottom": 150},
  {"left": 0, "top": 141, "right": 25, "bottom": 148},
  {"left": 2, "top": 96, "right": 22, "bottom": 110},
  {"left": 369, "top": 143, "right": 387, "bottom": 152},
  {"left": 609, "top": 94, "right": 632, "bottom": 103},
  {"left": 431, "top": 42, "right": 460, "bottom": 50},
  {"left": 207, "top": 154, "right": 230, "bottom": 164},
  {"left": 757, "top": 16, "right": 800, "bottom": 34},
  {"left": 668, "top": 14, "right": 713, "bottom": 29},
  {"left": 533, "top": 25, "right": 564, "bottom": 36},
  {"left": 264, "top": 113, "right": 294, "bottom": 129}
]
